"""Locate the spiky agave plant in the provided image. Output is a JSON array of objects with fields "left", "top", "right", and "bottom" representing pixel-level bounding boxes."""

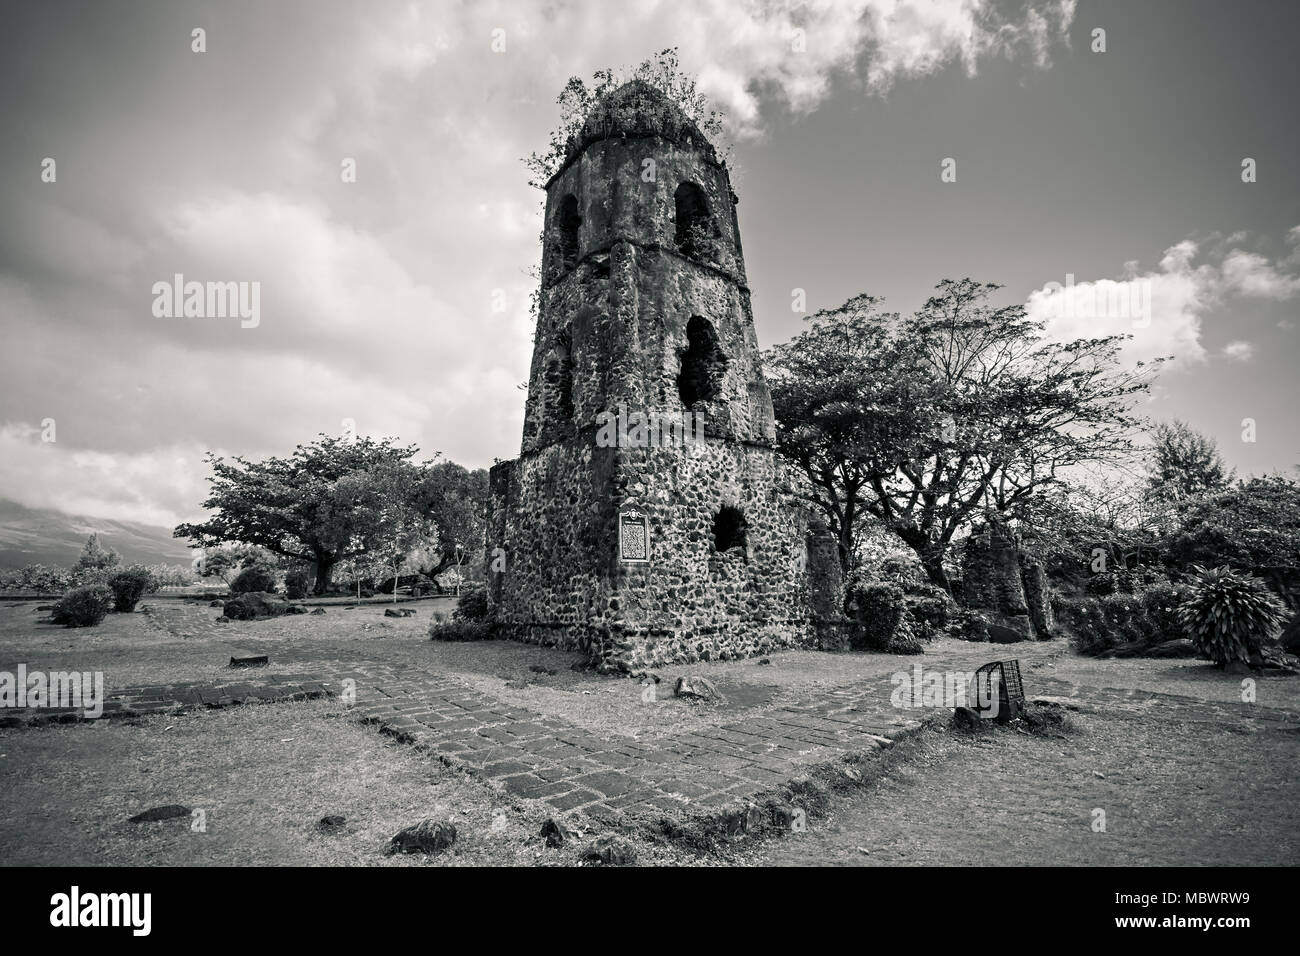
[{"left": 1176, "top": 565, "right": 1286, "bottom": 666}]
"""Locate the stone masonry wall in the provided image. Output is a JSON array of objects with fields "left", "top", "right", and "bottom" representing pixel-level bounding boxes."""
[{"left": 487, "top": 435, "right": 841, "bottom": 672}]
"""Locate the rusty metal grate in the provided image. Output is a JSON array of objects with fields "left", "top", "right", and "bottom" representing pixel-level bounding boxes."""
[{"left": 971, "top": 659, "right": 1025, "bottom": 723}]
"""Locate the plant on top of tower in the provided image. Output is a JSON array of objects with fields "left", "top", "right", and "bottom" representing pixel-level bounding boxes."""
[{"left": 525, "top": 48, "right": 732, "bottom": 190}]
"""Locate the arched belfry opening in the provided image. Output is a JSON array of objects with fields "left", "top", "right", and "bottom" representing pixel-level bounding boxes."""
[
  {"left": 557, "top": 195, "right": 581, "bottom": 271},
  {"left": 674, "top": 182, "right": 714, "bottom": 259},
  {"left": 677, "top": 316, "right": 726, "bottom": 408}
]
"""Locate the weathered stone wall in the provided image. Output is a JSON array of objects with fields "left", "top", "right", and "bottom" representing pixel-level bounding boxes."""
[
  {"left": 487, "top": 434, "right": 841, "bottom": 671},
  {"left": 524, "top": 138, "right": 771, "bottom": 455},
  {"left": 489, "top": 82, "right": 842, "bottom": 671},
  {"left": 959, "top": 520, "right": 1054, "bottom": 641}
]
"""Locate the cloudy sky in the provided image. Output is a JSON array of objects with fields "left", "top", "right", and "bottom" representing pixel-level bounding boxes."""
[{"left": 1, "top": 0, "right": 1297, "bottom": 529}]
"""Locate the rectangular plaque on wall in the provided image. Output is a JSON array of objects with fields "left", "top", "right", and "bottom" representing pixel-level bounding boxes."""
[{"left": 618, "top": 507, "right": 649, "bottom": 563}]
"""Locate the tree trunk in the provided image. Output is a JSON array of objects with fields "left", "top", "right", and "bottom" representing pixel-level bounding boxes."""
[
  {"left": 313, "top": 559, "right": 335, "bottom": 596},
  {"left": 836, "top": 524, "right": 854, "bottom": 576},
  {"left": 896, "top": 527, "right": 953, "bottom": 595},
  {"left": 920, "top": 549, "right": 951, "bottom": 593}
]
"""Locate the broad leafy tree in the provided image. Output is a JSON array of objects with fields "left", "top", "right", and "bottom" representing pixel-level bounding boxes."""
[
  {"left": 767, "top": 279, "right": 1161, "bottom": 589},
  {"left": 175, "top": 435, "right": 422, "bottom": 595}
]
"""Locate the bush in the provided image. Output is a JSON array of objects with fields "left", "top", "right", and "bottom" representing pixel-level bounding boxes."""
[
  {"left": 1140, "top": 581, "right": 1192, "bottom": 645},
  {"left": 231, "top": 565, "right": 277, "bottom": 595},
  {"left": 428, "top": 619, "right": 494, "bottom": 642},
  {"left": 453, "top": 587, "right": 489, "bottom": 622},
  {"left": 1177, "top": 565, "right": 1286, "bottom": 667},
  {"left": 3, "top": 564, "right": 72, "bottom": 594},
  {"left": 951, "top": 608, "right": 989, "bottom": 642},
  {"left": 107, "top": 566, "right": 154, "bottom": 612},
  {"left": 904, "top": 584, "right": 955, "bottom": 640},
  {"left": 284, "top": 568, "right": 313, "bottom": 600},
  {"left": 845, "top": 581, "right": 921, "bottom": 653},
  {"left": 51, "top": 584, "right": 115, "bottom": 627},
  {"left": 1056, "top": 593, "right": 1150, "bottom": 655},
  {"left": 223, "top": 592, "right": 291, "bottom": 621},
  {"left": 1083, "top": 565, "right": 1166, "bottom": 596}
]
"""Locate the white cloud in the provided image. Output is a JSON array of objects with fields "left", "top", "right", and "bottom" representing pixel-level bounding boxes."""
[
  {"left": 1027, "top": 240, "right": 1215, "bottom": 369},
  {"left": 0, "top": 423, "right": 211, "bottom": 528},
  {"left": 0, "top": 0, "right": 1078, "bottom": 523},
  {"left": 1027, "top": 228, "right": 1300, "bottom": 372},
  {"left": 1223, "top": 249, "right": 1300, "bottom": 299}
]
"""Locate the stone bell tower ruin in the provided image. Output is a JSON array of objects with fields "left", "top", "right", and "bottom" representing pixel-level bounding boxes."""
[{"left": 486, "top": 80, "right": 843, "bottom": 671}]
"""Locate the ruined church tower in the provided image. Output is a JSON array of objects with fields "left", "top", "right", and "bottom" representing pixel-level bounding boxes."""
[{"left": 486, "top": 80, "right": 842, "bottom": 671}]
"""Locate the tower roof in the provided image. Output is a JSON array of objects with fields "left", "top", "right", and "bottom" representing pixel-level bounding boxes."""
[{"left": 561, "top": 79, "right": 717, "bottom": 169}]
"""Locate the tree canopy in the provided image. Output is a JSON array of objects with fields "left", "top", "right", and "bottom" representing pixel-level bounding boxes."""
[
  {"left": 1146, "top": 419, "right": 1233, "bottom": 502},
  {"left": 174, "top": 435, "right": 489, "bottom": 596},
  {"left": 174, "top": 435, "right": 426, "bottom": 594},
  {"left": 767, "top": 279, "right": 1162, "bottom": 588}
]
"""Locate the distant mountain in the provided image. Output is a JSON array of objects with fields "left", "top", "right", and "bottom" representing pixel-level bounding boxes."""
[{"left": 0, "top": 499, "right": 193, "bottom": 570}]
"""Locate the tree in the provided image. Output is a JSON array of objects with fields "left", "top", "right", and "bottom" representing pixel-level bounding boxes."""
[
  {"left": 1010, "top": 476, "right": 1165, "bottom": 584},
  {"left": 767, "top": 279, "right": 1161, "bottom": 590},
  {"left": 382, "top": 462, "right": 489, "bottom": 594},
  {"left": 174, "top": 435, "right": 424, "bottom": 595},
  {"left": 1162, "top": 475, "right": 1300, "bottom": 604},
  {"left": 197, "top": 543, "right": 275, "bottom": 585},
  {"left": 73, "top": 533, "right": 120, "bottom": 583},
  {"left": 362, "top": 459, "right": 441, "bottom": 603},
  {"left": 1146, "top": 419, "right": 1232, "bottom": 503}
]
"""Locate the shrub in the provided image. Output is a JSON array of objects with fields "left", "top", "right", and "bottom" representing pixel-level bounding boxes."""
[
  {"left": 845, "top": 581, "right": 921, "bottom": 653},
  {"left": 428, "top": 619, "right": 494, "bottom": 642},
  {"left": 4, "top": 564, "right": 72, "bottom": 594},
  {"left": 146, "top": 563, "right": 195, "bottom": 588},
  {"left": 1054, "top": 595, "right": 1121, "bottom": 656},
  {"left": 107, "top": 566, "right": 154, "bottom": 612},
  {"left": 1140, "top": 582, "right": 1192, "bottom": 645},
  {"left": 453, "top": 587, "right": 489, "bottom": 622},
  {"left": 222, "top": 592, "right": 290, "bottom": 621},
  {"left": 51, "top": 584, "right": 115, "bottom": 627},
  {"left": 903, "top": 584, "right": 954, "bottom": 640},
  {"left": 231, "top": 565, "right": 277, "bottom": 595},
  {"left": 284, "top": 568, "right": 313, "bottom": 600},
  {"left": 1177, "top": 565, "right": 1286, "bottom": 667},
  {"left": 951, "top": 608, "right": 989, "bottom": 642},
  {"left": 1084, "top": 565, "right": 1166, "bottom": 596}
]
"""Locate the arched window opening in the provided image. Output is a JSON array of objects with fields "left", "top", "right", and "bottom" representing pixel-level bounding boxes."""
[
  {"left": 713, "top": 506, "right": 748, "bottom": 554},
  {"left": 674, "top": 182, "right": 713, "bottom": 259},
  {"left": 557, "top": 195, "right": 581, "bottom": 270},
  {"left": 677, "top": 316, "right": 726, "bottom": 408}
]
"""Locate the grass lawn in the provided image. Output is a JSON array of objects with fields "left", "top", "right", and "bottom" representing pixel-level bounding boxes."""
[
  {"left": 0, "top": 698, "right": 705, "bottom": 866},
  {"left": 739, "top": 701, "right": 1300, "bottom": 866},
  {"left": 2, "top": 598, "right": 1297, "bottom": 866}
]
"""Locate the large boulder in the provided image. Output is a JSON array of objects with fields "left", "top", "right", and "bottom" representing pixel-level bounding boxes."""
[{"left": 222, "top": 592, "right": 292, "bottom": 621}]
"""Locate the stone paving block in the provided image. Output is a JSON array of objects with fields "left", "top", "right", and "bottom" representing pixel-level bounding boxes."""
[
  {"left": 480, "top": 760, "right": 535, "bottom": 779},
  {"left": 571, "top": 771, "right": 636, "bottom": 798},
  {"left": 545, "top": 789, "right": 600, "bottom": 812}
]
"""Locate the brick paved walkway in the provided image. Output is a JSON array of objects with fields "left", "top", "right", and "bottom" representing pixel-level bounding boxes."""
[{"left": 7, "top": 602, "right": 1295, "bottom": 826}]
